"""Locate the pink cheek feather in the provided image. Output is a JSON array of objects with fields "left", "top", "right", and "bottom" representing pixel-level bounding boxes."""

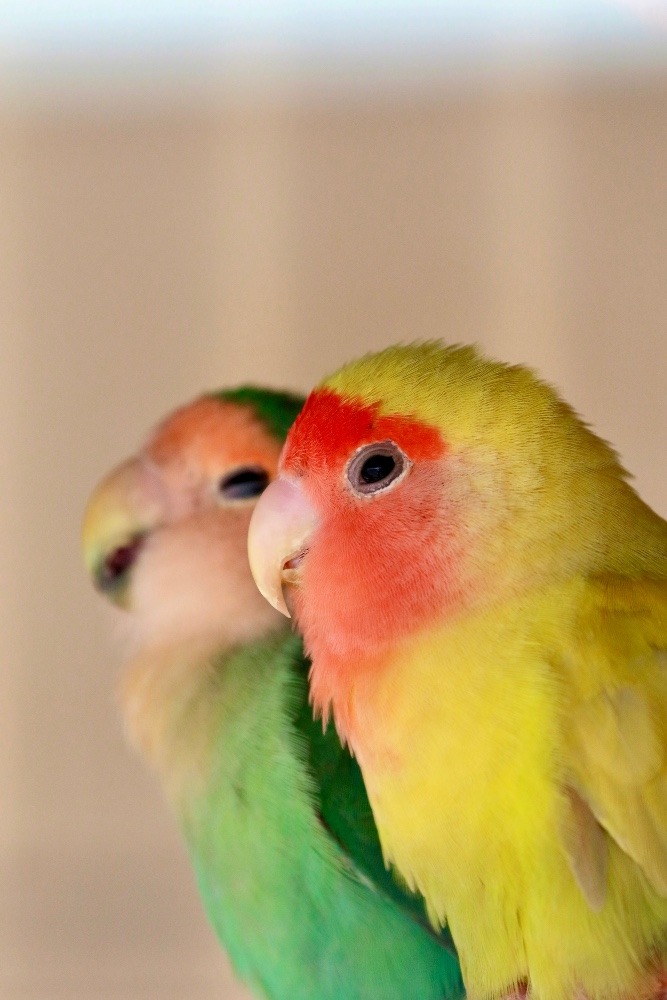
[
  {"left": 281, "top": 388, "right": 459, "bottom": 731},
  {"left": 297, "top": 460, "right": 462, "bottom": 667}
]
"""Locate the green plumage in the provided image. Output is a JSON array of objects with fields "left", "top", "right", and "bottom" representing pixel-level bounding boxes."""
[
  {"left": 84, "top": 384, "right": 463, "bottom": 1000},
  {"left": 215, "top": 387, "right": 305, "bottom": 443},
  {"left": 177, "top": 631, "right": 463, "bottom": 1000}
]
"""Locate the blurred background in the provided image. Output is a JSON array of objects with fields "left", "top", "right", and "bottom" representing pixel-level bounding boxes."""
[{"left": 1, "top": 2, "right": 665, "bottom": 997}]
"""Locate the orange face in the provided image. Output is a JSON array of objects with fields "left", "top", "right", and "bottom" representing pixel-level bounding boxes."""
[
  {"left": 249, "top": 387, "right": 477, "bottom": 717},
  {"left": 83, "top": 395, "right": 284, "bottom": 648},
  {"left": 145, "top": 396, "right": 283, "bottom": 525}
]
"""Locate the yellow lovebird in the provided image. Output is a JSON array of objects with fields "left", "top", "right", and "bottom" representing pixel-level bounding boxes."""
[{"left": 249, "top": 342, "right": 667, "bottom": 1000}]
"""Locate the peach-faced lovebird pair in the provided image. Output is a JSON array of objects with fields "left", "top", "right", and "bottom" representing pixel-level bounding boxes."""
[
  {"left": 82, "top": 386, "right": 462, "bottom": 1000},
  {"left": 84, "top": 342, "right": 667, "bottom": 1000}
]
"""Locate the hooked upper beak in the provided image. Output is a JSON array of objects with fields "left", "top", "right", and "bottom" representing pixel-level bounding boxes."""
[
  {"left": 82, "top": 457, "right": 163, "bottom": 607},
  {"left": 247, "top": 475, "right": 318, "bottom": 618}
]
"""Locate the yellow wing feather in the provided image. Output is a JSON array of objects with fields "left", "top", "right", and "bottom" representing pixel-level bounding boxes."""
[
  {"left": 563, "top": 575, "right": 667, "bottom": 898},
  {"left": 558, "top": 784, "right": 609, "bottom": 911}
]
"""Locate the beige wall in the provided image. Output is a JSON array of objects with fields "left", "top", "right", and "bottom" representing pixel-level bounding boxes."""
[{"left": 1, "top": 70, "right": 666, "bottom": 998}]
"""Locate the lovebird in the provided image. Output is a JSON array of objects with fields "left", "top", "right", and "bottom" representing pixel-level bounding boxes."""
[
  {"left": 248, "top": 343, "right": 667, "bottom": 1000},
  {"left": 82, "top": 386, "right": 463, "bottom": 1000}
]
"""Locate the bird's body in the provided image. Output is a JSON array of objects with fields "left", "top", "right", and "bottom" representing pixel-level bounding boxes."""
[
  {"left": 331, "top": 577, "right": 667, "bottom": 1000},
  {"left": 249, "top": 345, "right": 667, "bottom": 1000},
  {"left": 121, "top": 628, "right": 462, "bottom": 1000},
  {"left": 83, "top": 388, "right": 462, "bottom": 1000}
]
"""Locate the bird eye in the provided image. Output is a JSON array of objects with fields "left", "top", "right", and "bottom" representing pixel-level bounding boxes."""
[
  {"left": 346, "top": 441, "right": 410, "bottom": 496},
  {"left": 218, "top": 466, "right": 270, "bottom": 501}
]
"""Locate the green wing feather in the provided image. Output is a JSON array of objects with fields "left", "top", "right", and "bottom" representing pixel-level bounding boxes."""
[
  {"left": 179, "top": 631, "right": 463, "bottom": 1000},
  {"left": 289, "top": 634, "right": 456, "bottom": 950}
]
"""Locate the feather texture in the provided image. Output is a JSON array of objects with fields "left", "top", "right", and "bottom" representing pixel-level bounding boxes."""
[
  {"left": 85, "top": 387, "right": 462, "bottom": 1000},
  {"left": 122, "top": 631, "right": 462, "bottom": 1000},
  {"left": 269, "top": 343, "right": 667, "bottom": 1000}
]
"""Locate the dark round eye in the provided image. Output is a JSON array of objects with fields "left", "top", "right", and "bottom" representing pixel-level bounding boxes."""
[
  {"left": 346, "top": 441, "right": 410, "bottom": 496},
  {"left": 218, "top": 466, "right": 270, "bottom": 501}
]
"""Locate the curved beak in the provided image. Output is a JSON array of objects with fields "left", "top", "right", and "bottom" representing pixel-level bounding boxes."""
[
  {"left": 248, "top": 476, "right": 318, "bottom": 618},
  {"left": 82, "top": 457, "right": 163, "bottom": 607}
]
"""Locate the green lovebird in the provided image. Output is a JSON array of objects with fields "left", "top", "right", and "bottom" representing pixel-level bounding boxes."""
[{"left": 82, "top": 386, "right": 463, "bottom": 1000}]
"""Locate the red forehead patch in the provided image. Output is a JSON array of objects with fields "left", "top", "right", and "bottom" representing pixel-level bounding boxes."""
[{"left": 283, "top": 388, "right": 445, "bottom": 473}]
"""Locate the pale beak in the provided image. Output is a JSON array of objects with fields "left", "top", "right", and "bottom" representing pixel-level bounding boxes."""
[
  {"left": 248, "top": 476, "right": 318, "bottom": 618},
  {"left": 82, "top": 457, "right": 163, "bottom": 606}
]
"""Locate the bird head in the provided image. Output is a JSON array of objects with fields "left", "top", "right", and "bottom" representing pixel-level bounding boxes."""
[
  {"left": 83, "top": 388, "right": 303, "bottom": 652},
  {"left": 249, "top": 343, "right": 631, "bottom": 677}
]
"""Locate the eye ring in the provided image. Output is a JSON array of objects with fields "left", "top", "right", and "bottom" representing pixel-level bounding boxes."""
[
  {"left": 345, "top": 441, "right": 411, "bottom": 497},
  {"left": 218, "top": 466, "right": 270, "bottom": 502}
]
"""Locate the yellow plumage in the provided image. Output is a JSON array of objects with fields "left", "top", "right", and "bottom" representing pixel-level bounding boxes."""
[
  {"left": 361, "top": 576, "right": 667, "bottom": 1000},
  {"left": 267, "top": 344, "right": 667, "bottom": 1000}
]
